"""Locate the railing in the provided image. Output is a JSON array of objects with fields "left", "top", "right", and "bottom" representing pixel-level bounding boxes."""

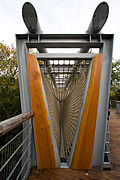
[{"left": 0, "top": 110, "right": 34, "bottom": 180}]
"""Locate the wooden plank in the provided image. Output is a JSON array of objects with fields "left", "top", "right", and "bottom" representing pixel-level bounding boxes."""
[
  {"left": 27, "top": 54, "right": 56, "bottom": 169},
  {"left": 0, "top": 110, "right": 34, "bottom": 137},
  {"left": 71, "top": 54, "right": 103, "bottom": 170}
]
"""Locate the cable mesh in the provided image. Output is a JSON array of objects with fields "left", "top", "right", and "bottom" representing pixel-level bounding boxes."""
[
  {"left": 0, "top": 123, "right": 32, "bottom": 180},
  {"left": 62, "top": 65, "right": 89, "bottom": 160},
  {"left": 41, "top": 70, "right": 61, "bottom": 152},
  {"left": 39, "top": 59, "right": 90, "bottom": 161}
]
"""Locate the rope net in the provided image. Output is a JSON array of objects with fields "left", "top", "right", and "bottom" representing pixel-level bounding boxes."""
[{"left": 39, "top": 59, "right": 90, "bottom": 162}]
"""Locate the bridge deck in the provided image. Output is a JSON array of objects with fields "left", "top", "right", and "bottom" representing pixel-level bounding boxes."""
[{"left": 28, "top": 110, "right": 120, "bottom": 180}]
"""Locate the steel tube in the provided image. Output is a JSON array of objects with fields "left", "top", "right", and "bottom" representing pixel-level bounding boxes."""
[
  {"left": 22, "top": 2, "right": 57, "bottom": 86},
  {"left": 22, "top": 2, "right": 46, "bottom": 53},
  {"left": 22, "top": 2, "right": 42, "bottom": 34},
  {"left": 87, "top": 1, "right": 109, "bottom": 34},
  {"left": 80, "top": 1, "right": 109, "bottom": 53},
  {"left": 65, "top": 2, "right": 109, "bottom": 89}
]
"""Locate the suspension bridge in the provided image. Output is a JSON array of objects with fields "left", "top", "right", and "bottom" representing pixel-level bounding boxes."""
[{"left": 0, "top": 2, "right": 118, "bottom": 180}]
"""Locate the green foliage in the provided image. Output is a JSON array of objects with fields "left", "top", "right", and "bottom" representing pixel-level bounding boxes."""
[
  {"left": 110, "top": 59, "right": 120, "bottom": 100},
  {"left": 0, "top": 42, "right": 21, "bottom": 122},
  {"left": 109, "top": 91, "right": 117, "bottom": 100},
  {"left": 111, "top": 59, "right": 120, "bottom": 92}
]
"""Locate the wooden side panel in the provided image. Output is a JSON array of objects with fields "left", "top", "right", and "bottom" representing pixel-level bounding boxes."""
[
  {"left": 71, "top": 54, "right": 103, "bottom": 170},
  {"left": 27, "top": 54, "right": 56, "bottom": 169}
]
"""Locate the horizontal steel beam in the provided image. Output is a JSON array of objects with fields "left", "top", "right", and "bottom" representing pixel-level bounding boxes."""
[
  {"left": 26, "top": 42, "right": 103, "bottom": 49},
  {"left": 16, "top": 34, "right": 113, "bottom": 40},
  {"left": 44, "top": 72, "right": 81, "bottom": 75},
  {"left": 33, "top": 53, "right": 96, "bottom": 60}
]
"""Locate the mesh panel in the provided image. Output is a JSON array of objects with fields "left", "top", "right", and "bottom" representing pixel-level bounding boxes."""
[
  {"left": 62, "top": 66, "right": 89, "bottom": 160},
  {"left": 41, "top": 71, "right": 61, "bottom": 152},
  {"left": 39, "top": 59, "right": 90, "bottom": 161}
]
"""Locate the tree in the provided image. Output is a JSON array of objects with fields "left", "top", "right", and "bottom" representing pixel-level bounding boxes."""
[
  {"left": 111, "top": 60, "right": 120, "bottom": 91},
  {"left": 0, "top": 42, "right": 21, "bottom": 122},
  {"left": 0, "top": 42, "right": 21, "bottom": 144},
  {"left": 110, "top": 59, "right": 120, "bottom": 100}
]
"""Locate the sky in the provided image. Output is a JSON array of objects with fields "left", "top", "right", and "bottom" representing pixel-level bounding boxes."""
[{"left": 0, "top": 0, "right": 120, "bottom": 59}]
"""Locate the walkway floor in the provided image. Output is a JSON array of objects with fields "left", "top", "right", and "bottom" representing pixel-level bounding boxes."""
[{"left": 28, "top": 110, "right": 120, "bottom": 180}]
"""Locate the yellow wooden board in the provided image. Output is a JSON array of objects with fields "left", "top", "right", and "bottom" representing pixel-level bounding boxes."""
[
  {"left": 27, "top": 54, "right": 56, "bottom": 169},
  {"left": 71, "top": 54, "right": 103, "bottom": 170}
]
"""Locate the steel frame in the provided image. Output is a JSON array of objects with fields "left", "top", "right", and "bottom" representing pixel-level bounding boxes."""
[{"left": 16, "top": 33, "right": 114, "bottom": 169}]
